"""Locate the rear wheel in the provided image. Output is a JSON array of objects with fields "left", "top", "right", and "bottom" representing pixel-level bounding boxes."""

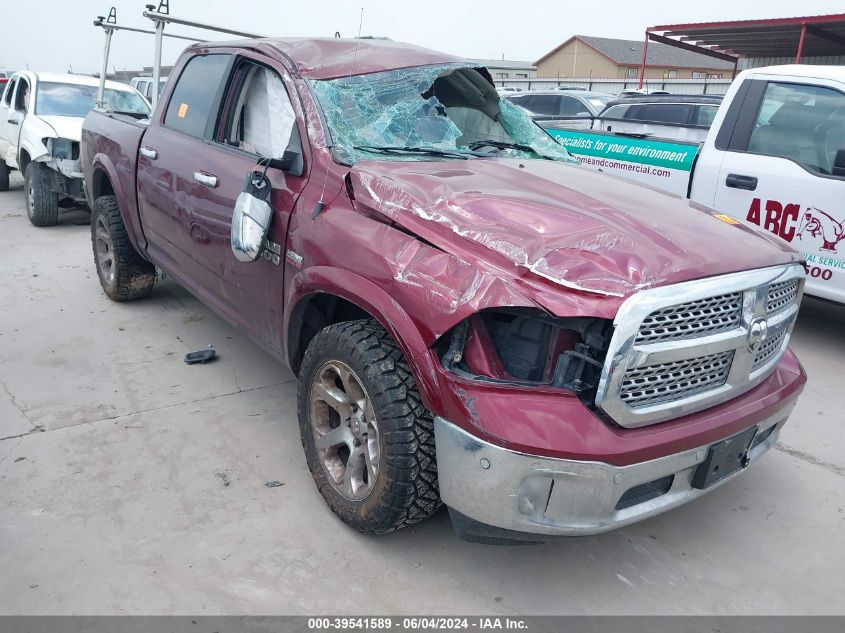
[
  {"left": 24, "top": 162, "right": 59, "bottom": 226},
  {"left": 297, "top": 319, "right": 440, "bottom": 534},
  {"left": 91, "top": 195, "right": 156, "bottom": 301},
  {"left": 0, "top": 159, "right": 9, "bottom": 192}
]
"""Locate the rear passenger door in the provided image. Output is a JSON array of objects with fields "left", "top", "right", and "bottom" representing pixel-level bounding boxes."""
[
  {"left": 712, "top": 77, "right": 845, "bottom": 303},
  {"left": 137, "top": 53, "right": 233, "bottom": 279}
]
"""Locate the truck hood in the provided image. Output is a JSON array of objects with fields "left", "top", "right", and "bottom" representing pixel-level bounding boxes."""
[
  {"left": 36, "top": 115, "right": 84, "bottom": 142},
  {"left": 348, "top": 158, "right": 801, "bottom": 298}
]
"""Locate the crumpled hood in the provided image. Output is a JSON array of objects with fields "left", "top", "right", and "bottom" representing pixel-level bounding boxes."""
[
  {"left": 349, "top": 158, "right": 801, "bottom": 298},
  {"left": 37, "top": 115, "right": 84, "bottom": 142}
]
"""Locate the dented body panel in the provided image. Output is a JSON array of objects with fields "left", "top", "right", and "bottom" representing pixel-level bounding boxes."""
[{"left": 81, "top": 37, "right": 807, "bottom": 540}]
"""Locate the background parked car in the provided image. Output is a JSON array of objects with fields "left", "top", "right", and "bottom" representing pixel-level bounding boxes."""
[
  {"left": 505, "top": 89, "right": 614, "bottom": 130},
  {"left": 130, "top": 75, "right": 169, "bottom": 101},
  {"left": 594, "top": 94, "right": 723, "bottom": 142},
  {"left": 0, "top": 71, "right": 150, "bottom": 224}
]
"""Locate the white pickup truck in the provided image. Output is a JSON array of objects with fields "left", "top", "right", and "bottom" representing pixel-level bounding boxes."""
[
  {"left": 547, "top": 65, "right": 845, "bottom": 304},
  {"left": 0, "top": 71, "right": 149, "bottom": 225}
]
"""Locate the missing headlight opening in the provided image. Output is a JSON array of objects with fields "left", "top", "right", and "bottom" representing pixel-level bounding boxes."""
[{"left": 439, "top": 309, "right": 613, "bottom": 400}]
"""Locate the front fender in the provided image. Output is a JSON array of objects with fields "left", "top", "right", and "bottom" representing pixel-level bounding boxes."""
[
  {"left": 19, "top": 115, "right": 53, "bottom": 164},
  {"left": 285, "top": 266, "right": 443, "bottom": 414}
]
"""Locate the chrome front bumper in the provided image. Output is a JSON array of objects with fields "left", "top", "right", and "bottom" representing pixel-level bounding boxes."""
[{"left": 435, "top": 403, "right": 794, "bottom": 538}]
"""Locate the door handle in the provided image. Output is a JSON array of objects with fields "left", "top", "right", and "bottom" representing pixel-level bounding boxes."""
[
  {"left": 139, "top": 146, "right": 157, "bottom": 159},
  {"left": 193, "top": 171, "right": 218, "bottom": 188},
  {"left": 725, "top": 173, "right": 758, "bottom": 191}
]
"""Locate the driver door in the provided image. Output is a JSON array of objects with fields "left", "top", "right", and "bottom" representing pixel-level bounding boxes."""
[
  {"left": 712, "top": 77, "right": 845, "bottom": 303},
  {"left": 178, "top": 55, "right": 308, "bottom": 352}
]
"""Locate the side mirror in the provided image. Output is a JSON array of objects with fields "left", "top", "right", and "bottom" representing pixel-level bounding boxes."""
[
  {"left": 231, "top": 170, "right": 273, "bottom": 263},
  {"left": 268, "top": 150, "right": 301, "bottom": 173},
  {"left": 833, "top": 148, "right": 845, "bottom": 178}
]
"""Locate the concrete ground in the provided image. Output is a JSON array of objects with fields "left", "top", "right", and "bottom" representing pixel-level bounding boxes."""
[{"left": 1, "top": 170, "right": 843, "bottom": 616}]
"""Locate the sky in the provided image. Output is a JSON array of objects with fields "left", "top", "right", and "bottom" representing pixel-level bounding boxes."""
[{"left": 1, "top": 0, "right": 843, "bottom": 75}]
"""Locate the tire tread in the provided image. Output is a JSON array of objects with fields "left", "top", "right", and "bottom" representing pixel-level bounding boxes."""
[{"left": 297, "top": 319, "right": 440, "bottom": 534}]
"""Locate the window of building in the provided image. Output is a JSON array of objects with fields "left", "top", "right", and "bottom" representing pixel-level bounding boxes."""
[
  {"left": 515, "top": 73, "right": 528, "bottom": 79},
  {"left": 707, "top": 73, "right": 723, "bottom": 79},
  {"left": 626, "top": 68, "right": 638, "bottom": 79},
  {"left": 692, "top": 72, "right": 707, "bottom": 79},
  {"left": 496, "top": 72, "right": 509, "bottom": 80},
  {"left": 665, "top": 69, "right": 678, "bottom": 79}
]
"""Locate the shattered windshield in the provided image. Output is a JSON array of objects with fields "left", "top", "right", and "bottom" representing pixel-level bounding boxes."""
[{"left": 309, "top": 63, "right": 577, "bottom": 164}]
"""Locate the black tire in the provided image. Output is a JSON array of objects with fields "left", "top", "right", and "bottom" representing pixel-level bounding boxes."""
[
  {"left": 24, "top": 162, "right": 59, "bottom": 226},
  {"left": 0, "top": 159, "right": 9, "bottom": 192},
  {"left": 297, "top": 319, "right": 440, "bottom": 534},
  {"left": 90, "top": 195, "right": 156, "bottom": 301}
]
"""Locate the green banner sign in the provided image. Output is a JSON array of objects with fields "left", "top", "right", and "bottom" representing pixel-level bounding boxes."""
[{"left": 546, "top": 129, "right": 697, "bottom": 171}]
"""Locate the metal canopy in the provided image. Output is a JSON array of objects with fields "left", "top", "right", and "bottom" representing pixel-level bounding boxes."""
[
  {"left": 653, "top": 14, "right": 845, "bottom": 58},
  {"left": 639, "top": 13, "right": 845, "bottom": 87}
]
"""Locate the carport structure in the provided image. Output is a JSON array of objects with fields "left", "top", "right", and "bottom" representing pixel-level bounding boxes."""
[{"left": 639, "top": 13, "right": 845, "bottom": 87}]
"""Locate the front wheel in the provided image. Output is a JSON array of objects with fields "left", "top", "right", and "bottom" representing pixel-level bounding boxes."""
[
  {"left": 297, "top": 319, "right": 440, "bottom": 534},
  {"left": 91, "top": 195, "right": 156, "bottom": 301},
  {"left": 24, "top": 162, "right": 59, "bottom": 226},
  {"left": 0, "top": 159, "right": 9, "bottom": 192}
]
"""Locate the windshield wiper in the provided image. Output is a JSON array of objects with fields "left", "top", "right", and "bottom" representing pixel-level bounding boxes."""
[
  {"left": 353, "top": 145, "right": 471, "bottom": 160},
  {"left": 468, "top": 139, "right": 537, "bottom": 153}
]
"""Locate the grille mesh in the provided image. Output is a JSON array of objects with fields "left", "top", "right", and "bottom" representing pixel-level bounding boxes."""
[
  {"left": 752, "top": 328, "right": 787, "bottom": 371},
  {"left": 766, "top": 279, "right": 799, "bottom": 315},
  {"left": 636, "top": 293, "right": 742, "bottom": 344},
  {"left": 620, "top": 351, "right": 734, "bottom": 408}
]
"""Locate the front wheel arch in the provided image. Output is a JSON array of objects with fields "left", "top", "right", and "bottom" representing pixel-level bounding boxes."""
[{"left": 285, "top": 279, "right": 442, "bottom": 415}]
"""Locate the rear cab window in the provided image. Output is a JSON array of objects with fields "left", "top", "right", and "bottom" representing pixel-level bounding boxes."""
[{"left": 163, "top": 54, "right": 232, "bottom": 138}]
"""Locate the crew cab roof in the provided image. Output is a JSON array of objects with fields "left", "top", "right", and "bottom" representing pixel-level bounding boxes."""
[{"left": 198, "top": 37, "right": 464, "bottom": 80}]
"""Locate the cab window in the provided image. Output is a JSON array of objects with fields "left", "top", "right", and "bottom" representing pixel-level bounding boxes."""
[
  {"left": 3, "top": 77, "right": 17, "bottom": 106},
  {"left": 220, "top": 61, "right": 303, "bottom": 174},
  {"left": 747, "top": 82, "right": 845, "bottom": 176},
  {"left": 164, "top": 54, "right": 231, "bottom": 138},
  {"left": 14, "top": 78, "right": 30, "bottom": 113}
]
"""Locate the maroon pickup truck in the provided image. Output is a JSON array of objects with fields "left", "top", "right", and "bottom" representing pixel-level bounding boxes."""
[{"left": 81, "top": 37, "right": 807, "bottom": 543}]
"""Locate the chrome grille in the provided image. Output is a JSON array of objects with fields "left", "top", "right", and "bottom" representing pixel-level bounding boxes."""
[
  {"left": 596, "top": 265, "right": 805, "bottom": 428},
  {"left": 767, "top": 279, "right": 799, "bottom": 315},
  {"left": 620, "top": 351, "right": 734, "bottom": 408},
  {"left": 752, "top": 328, "right": 787, "bottom": 371},
  {"left": 635, "top": 292, "right": 742, "bottom": 343}
]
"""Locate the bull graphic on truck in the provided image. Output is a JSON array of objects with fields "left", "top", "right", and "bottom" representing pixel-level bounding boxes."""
[{"left": 796, "top": 207, "right": 844, "bottom": 254}]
